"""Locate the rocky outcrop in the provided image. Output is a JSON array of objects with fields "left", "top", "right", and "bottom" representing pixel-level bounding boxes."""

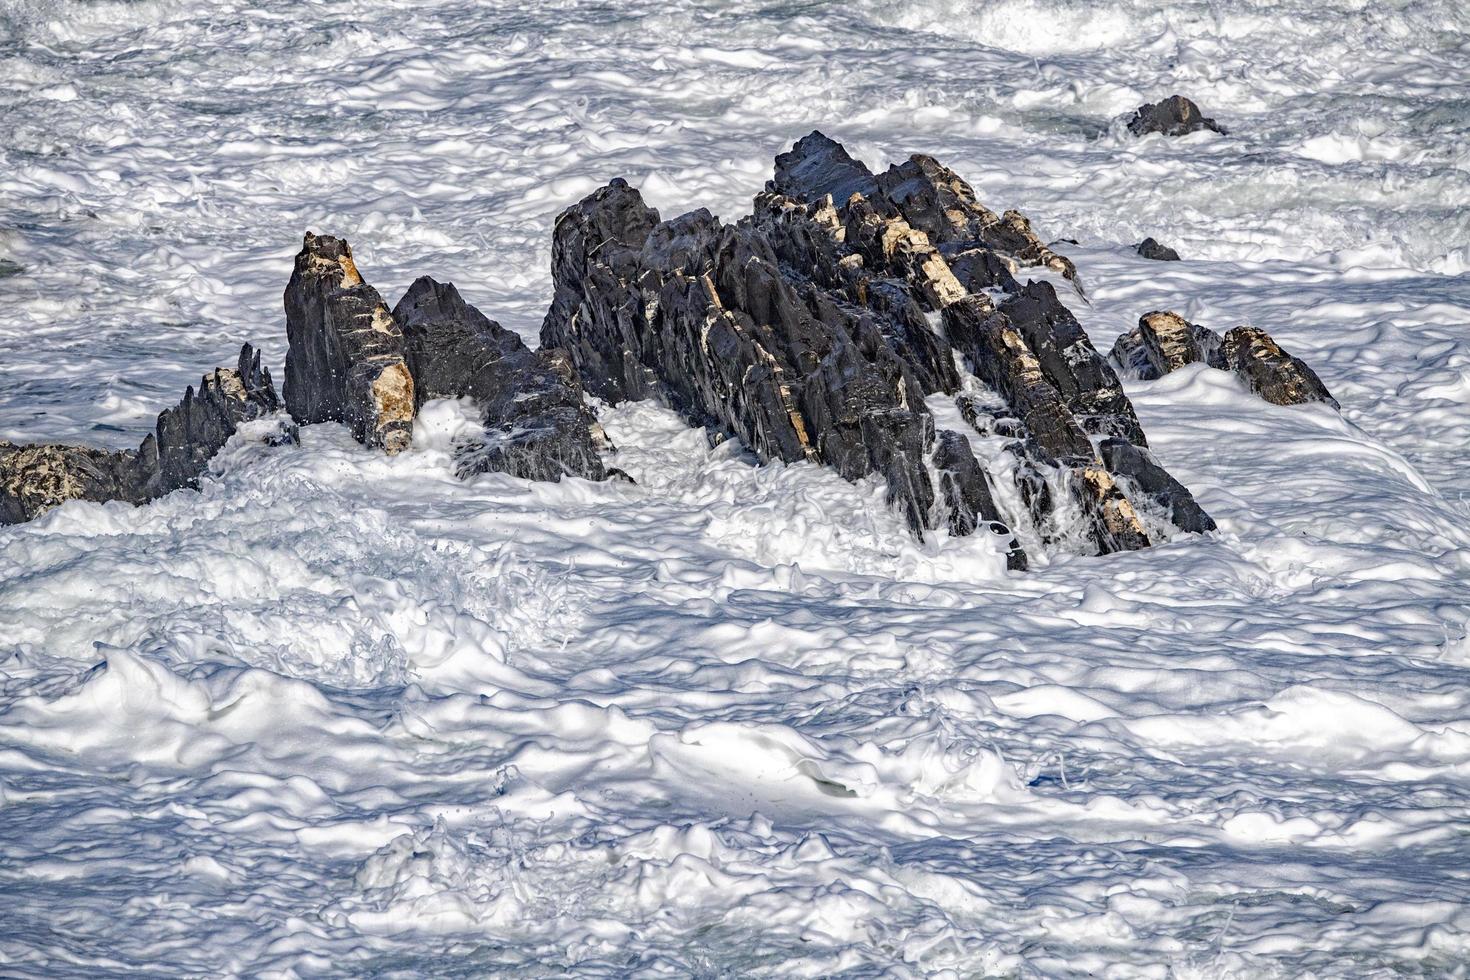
[
  {"left": 769, "top": 131, "right": 1078, "bottom": 289},
  {"left": 542, "top": 177, "right": 1027, "bottom": 562},
  {"left": 1127, "top": 96, "right": 1226, "bottom": 137},
  {"left": 1098, "top": 438, "right": 1216, "bottom": 534},
  {"left": 283, "top": 233, "right": 415, "bottom": 454},
  {"left": 542, "top": 134, "right": 1217, "bottom": 562},
  {"left": 1108, "top": 311, "right": 1336, "bottom": 408},
  {"left": 1217, "top": 326, "right": 1338, "bottom": 409},
  {"left": 1, "top": 344, "right": 293, "bottom": 524},
  {"left": 1137, "top": 238, "right": 1180, "bottom": 261},
  {"left": 392, "top": 276, "right": 607, "bottom": 482}
]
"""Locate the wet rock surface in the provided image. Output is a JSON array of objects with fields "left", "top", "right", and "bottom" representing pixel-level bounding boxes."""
[
  {"left": 1, "top": 344, "right": 292, "bottom": 524},
  {"left": 931, "top": 429, "right": 1028, "bottom": 569},
  {"left": 545, "top": 134, "right": 1214, "bottom": 560},
  {"left": 1109, "top": 311, "right": 1219, "bottom": 381},
  {"left": 1136, "top": 237, "right": 1181, "bottom": 261},
  {"left": 543, "top": 179, "right": 951, "bottom": 536},
  {"left": 997, "top": 281, "right": 1146, "bottom": 446},
  {"left": 1127, "top": 95, "right": 1226, "bottom": 137},
  {"left": 283, "top": 233, "right": 415, "bottom": 454},
  {"left": 1218, "top": 326, "right": 1339, "bottom": 408},
  {"left": 393, "top": 276, "right": 607, "bottom": 482},
  {"left": 1109, "top": 311, "right": 1336, "bottom": 408},
  {"left": 1099, "top": 437, "right": 1216, "bottom": 534}
]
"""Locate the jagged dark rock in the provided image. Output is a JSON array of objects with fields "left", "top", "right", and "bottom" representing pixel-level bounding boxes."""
[
  {"left": 769, "top": 130, "right": 881, "bottom": 207},
  {"left": 392, "top": 276, "right": 607, "bottom": 482},
  {"left": 543, "top": 178, "right": 1011, "bottom": 545},
  {"left": 769, "top": 131, "right": 1079, "bottom": 289},
  {"left": 1099, "top": 438, "right": 1216, "bottom": 534},
  {"left": 1137, "top": 237, "right": 1181, "bottom": 261},
  {"left": 875, "top": 153, "right": 1078, "bottom": 283},
  {"left": 946, "top": 247, "right": 1021, "bottom": 294},
  {"left": 746, "top": 191, "right": 961, "bottom": 394},
  {"left": 1217, "top": 326, "right": 1338, "bottom": 408},
  {"left": 1108, "top": 311, "right": 1220, "bottom": 381},
  {"left": 153, "top": 344, "right": 291, "bottom": 495},
  {"left": 1109, "top": 312, "right": 1335, "bottom": 408},
  {"left": 998, "top": 282, "right": 1147, "bottom": 446},
  {"left": 1, "top": 344, "right": 293, "bottom": 525},
  {"left": 283, "top": 233, "right": 415, "bottom": 454},
  {"left": 1127, "top": 95, "right": 1226, "bottom": 137},
  {"left": 944, "top": 296, "right": 1094, "bottom": 462}
]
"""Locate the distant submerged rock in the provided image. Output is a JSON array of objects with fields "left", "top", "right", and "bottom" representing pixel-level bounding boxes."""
[
  {"left": 1127, "top": 96, "right": 1226, "bottom": 137},
  {"left": 1136, "top": 237, "right": 1181, "bottom": 261}
]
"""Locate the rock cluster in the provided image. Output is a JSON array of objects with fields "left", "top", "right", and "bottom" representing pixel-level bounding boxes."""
[
  {"left": 545, "top": 131, "right": 1220, "bottom": 561},
  {"left": 1127, "top": 96, "right": 1226, "bottom": 138},
  {"left": 12, "top": 131, "right": 1332, "bottom": 573},
  {"left": 1, "top": 345, "right": 292, "bottom": 524},
  {"left": 1110, "top": 311, "right": 1337, "bottom": 408}
]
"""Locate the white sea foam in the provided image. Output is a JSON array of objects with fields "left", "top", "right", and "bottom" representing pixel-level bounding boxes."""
[{"left": 1, "top": 0, "right": 1469, "bottom": 975}]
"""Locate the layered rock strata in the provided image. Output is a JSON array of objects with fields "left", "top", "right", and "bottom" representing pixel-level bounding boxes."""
[
  {"left": 1110, "top": 311, "right": 1336, "bottom": 408},
  {"left": 1, "top": 344, "right": 292, "bottom": 524},
  {"left": 283, "top": 233, "right": 415, "bottom": 454}
]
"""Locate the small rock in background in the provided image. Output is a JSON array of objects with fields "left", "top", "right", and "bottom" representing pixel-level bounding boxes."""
[
  {"left": 1217, "top": 326, "right": 1339, "bottom": 409},
  {"left": 1136, "top": 237, "right": 1181, "bottom": 261},
  {"left": 1127, "top": 95, "right": 1226, "bottom": 137},
  {"left": 1109, "top": 310, "right": 1337, "bottom": 409}
]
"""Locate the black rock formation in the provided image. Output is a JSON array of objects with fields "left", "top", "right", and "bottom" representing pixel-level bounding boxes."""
[
  {"left": 392, "top": 276, "right": 607, "bottom": 482},
  {"left": 1137, "top": 238, "right": 1181, "bottom": 261},
  {"left": 1217, "top": 326, "right": 1338, "bottom": 409},
  {"left": 1108, "top": 311, "right": 1336, "bottom": 408},
  {"left": 284, "top": 233, "right": 415, "bottom": 454},
  {"left": 542, "top": 177, "right": 1026, "bottom": 563},
  {"left": 1127, "top": 96, "right": 1226, "bottom": 137},
  {"left": 541, "top": 133, "right": 1221, "bottom": 561},
  {"left": 1, "top": 344, "right": 293, "bottom": 524},
  {"left": 769, "top": 131, "right": 1079, "bottom": 289},
  {"left": 1099, "top": 437, "right": 1216, "bottom": 534}
]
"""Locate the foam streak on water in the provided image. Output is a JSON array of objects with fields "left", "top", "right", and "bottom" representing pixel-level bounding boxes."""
[{"left": 1, "top": 1, "right": 1469, "bottom": 975}]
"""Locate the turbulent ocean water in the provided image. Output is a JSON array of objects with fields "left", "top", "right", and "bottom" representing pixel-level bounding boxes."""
[{"left": 2, "top": 0, "right": 1469, "bottom": 975}]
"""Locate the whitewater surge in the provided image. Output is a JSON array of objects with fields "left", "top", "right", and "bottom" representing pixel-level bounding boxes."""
[{"left": 2, "top": 0, "right": 1469, "bottom": 975}]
